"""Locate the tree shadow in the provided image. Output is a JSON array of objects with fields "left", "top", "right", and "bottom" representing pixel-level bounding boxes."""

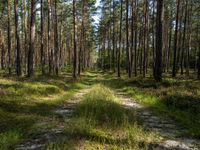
[
  {"left": 0, "top": 72, "right": 101, "bottom": 149},
  {"left": 93, "top": 73, "right": 200, "bottom": 138}
]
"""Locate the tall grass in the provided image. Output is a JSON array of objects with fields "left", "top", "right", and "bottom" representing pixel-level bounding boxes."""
[
  {"left": 0, "top": 131, "right": 21, "bottom": 150},
  {"left": 99, "top": 73, "right": 200, "bottom": 138},
  {"left": 47, "top": 85, "right": 160, "bottom": 149},
  {"left": 75, "top": 84, "right": 130, "bottom": 127},
  {"left": 0, "top": 71, "right": 99, "bottom": 150}
]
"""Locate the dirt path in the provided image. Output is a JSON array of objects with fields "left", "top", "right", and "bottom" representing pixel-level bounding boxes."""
[
  {"left": 15, "top": 87, "right": 200, "bottom": 150},
  {"left": 117, "top": 92, "right": 200, "bottom": 150},
  {"left": 15, "top": 88, "right": 90, "bottom": 150}
]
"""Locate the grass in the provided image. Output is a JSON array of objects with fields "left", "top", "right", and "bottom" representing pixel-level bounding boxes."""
[
  {"left": 1, "top": 70, "right": 199, "bottom": 149},
  {"left": 0, "top": 70, "right": 99, "bottom": 150},
  {"left": 99, "top": 73, "right": 200, "bottom": 138},
  {"left": 46, "top": 85, "right": 161, "bottom": 149}
]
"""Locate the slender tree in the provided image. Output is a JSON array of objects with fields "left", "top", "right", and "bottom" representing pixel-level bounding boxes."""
[
  {"left": 112, "top": 0, "right": 116, "bottom": 72},
  {"left": 24, "top": 0, "right": 28, "bottom": 73},
  {"left": 47, "top": 0, "right": 52, "bottom": 74},
  {"left": 54, "top": 0, "right": 59, "bottom": 75},
  {"left": 73, "top": 0, "right": 77, "bottom": 78},
  {"left": 0, "top": 30, "right": 5, "bottom": 69},
  {"left": 41, "top": 0, "right": 45, "bottom": 74},
  {"left": 126, "top": 0, "right": 131, "bottom": 77},
  {"left": 172, "top": 0, "right": 180, "bottom": 77},
  {"left": 7, "top": 0, "right": 11, "bottom": 74},
  {"left": 118, "top": 0, "right": 123, "bottom": 77},
  {"left": 78, "top": 0, "right": 85, "bottom": 76},
  {"left": 134, "top": 0, "right": 138, "bottom": 76},
  {"left": 131, "top": 0, "right": 134, "bottom": 75},
  {"left": 14, "top": 0, "right": 22, "bottom": 76},
  {"left": 198, "top": 24, "right": 200, "bottom": 79},
  {"left": 143, "top": 0, "right": 148, "bottom": 77},
  {"left": 154, "top": 0, "right": 163, "bottom": 82},
  {"left": 180, "top": 0, "right": 188, "bottom": 75},
  {"left": 28, "top": 0, "right": 36, "bottom": 77}
]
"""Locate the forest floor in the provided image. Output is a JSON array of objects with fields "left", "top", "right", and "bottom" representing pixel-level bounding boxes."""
[{"left": 0, "top": 70, "right": 200, "bottom": 150}]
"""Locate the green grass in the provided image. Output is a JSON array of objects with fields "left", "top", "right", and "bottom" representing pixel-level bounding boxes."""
[
  {"left": 0, "top": 131, "right": 22, "bottom": 150},
  {"left": 0, "top": 71, "right": 99, "bottom": 150},
  {"left": 99, "top": 73, "right": 200, "bottom": 138},
  {"left": 46, "top": 85, "right": 161, "bottom": 149},
  {"left": 75, "top": 85, "right": 129, "bottom": 127},
  {"left": 1, "top": 70, "right": 199, "bottom": 149}
]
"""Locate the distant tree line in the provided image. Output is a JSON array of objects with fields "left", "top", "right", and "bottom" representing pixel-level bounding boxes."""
[
  {"left": 97, "top": 0, "right": 200, "bottom": 81},
  {"left": 0, "top": 0, "right": 96, "bottom": 78}
]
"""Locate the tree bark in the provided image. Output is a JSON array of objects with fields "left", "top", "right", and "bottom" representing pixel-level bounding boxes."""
[
  {"left": 143, "top": 0, "right": 148, "bottom": 77},
  {"left": 47, "top": 0, "right": 52, "bottom": 74},
  {"left": 198, "top": 25, "right": 200, "bottom": 79},
  {"left": 154, "top": 0, "right": 163, "bottom": 82},
  {"left": 7, "top": 0, "right": 11, "bottom": 74},
  {"left": 28, "top": 0, "right": 36, "bottom": 77},
  {"left": 172, "top": 0, "right": 180, "bottom": 77},
  {"left": 41, "top": 0, "right": 45, "bottom": 74},
  {"left": 126, "top": 0, "right": 131, "bottom": 77},
  {"left": 54, "top": 0, "right": 59, "bottom": 75},
  {"left": 118, "top": 0, "right": 123, "bottom": 77},
  {"left": 73, "top": 0, "right": 77, "bottom": 78},
  {"left": 181, "top": 0, "right": 188, "bottom": 75},
  {"left": 0, "top": 30, "right": 5, "bottom": 70},
  {"left": 134, "top": 0, "right": 138, "bottom": 76},
  {"left": 14, "top": 0, "right": 22, "bottom": 76},
  {"left": 24, "top": 0, "right": 28, "bottom": 74}
]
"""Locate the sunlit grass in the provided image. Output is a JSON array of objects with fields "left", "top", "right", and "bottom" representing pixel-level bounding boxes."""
[
  {"left": 1, "top": 70, "right": 199, "bottom": 149},
  {"left": 75, "top": 85, "right": 129, "bottom": 127},
  {"left": 101, "top": 73, "right": 200, "bottom": 138},
  {"left": 0, "top": 70, "right": 99, "bottom": 150},
  {"left": 46, "top": 85, "right": 161, "bottom": 149}
]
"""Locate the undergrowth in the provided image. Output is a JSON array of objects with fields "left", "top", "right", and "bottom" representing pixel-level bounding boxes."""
[
  {"left": 47, "top": 85, "right": 161, "bottom": 149},
  {"left": 0, "top": 71, "right": 98, "bottom": 150},
  {"left": 101, "top": 73, "right": 200, "bottom": 138}
]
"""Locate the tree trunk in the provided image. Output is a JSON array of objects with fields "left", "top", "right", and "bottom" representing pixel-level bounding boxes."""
[
  {"left": 54, "top": 0, "right": 59, "bottom": 75},
  {"left": 14, "top": 0, "right": 22, "bottom": 76},
  {"left": 131, "top": 0, "right": 134, "bottom": 75},
  {"left": 198, "top": 25, "right": 200, "bottom": 79},
  {"left": 152, "top": 0, "right": 156, "bottom": 75},
  {"left": 41, "top": 0, "right": 45, "bottom": 74},
  {"left": 181, "top": 0, "right": 188, "bottom": 75},
  {"left": 143, "top": 0, "right": 148, "bottom": 77},
  {"left": 134, "top": 0, "right": 138, "bottom": 76},
  {"left": 177, "top": 2, "right": 184, "bottom": 72},
  {"left": 24, "top": 0, "right": 28, "bottom": 74},
  {"left": 112, "top": 0, "right": 116, "bottom": 72},
  {"left": 47, "top": 0, "right": 52, "bottom": 74},
  {"left": 154, "top": 0, "right": 163, "bottom": 82},
  {"left": 172, "top": 0, "right": 180, "bottom": 77},
  {"left": 28, "top": 0, "right": 36, "bottom": 77},
  {"left": 167, "top": 9, "right": 173, "bottom": 72},
  {"left": 73, "top": 0, "right": 77, "bottom": 78},
  {"left": 126, "top": 0, "right": 131, "bottom": 77},
  {"left": 7, "top": 0, "right": 11, "bottom": 74},
  {"left": 186, "top": 3, "right": 192, "bottom": 76},
  {"left": 0, "top": 30, "right": 5, "bottom": 70},
  {"left": 118, "top": 0, "right": 123, "bottom": 77},
  {"left": 78, "top": 0, "right": 85, "bottom": 76}
]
